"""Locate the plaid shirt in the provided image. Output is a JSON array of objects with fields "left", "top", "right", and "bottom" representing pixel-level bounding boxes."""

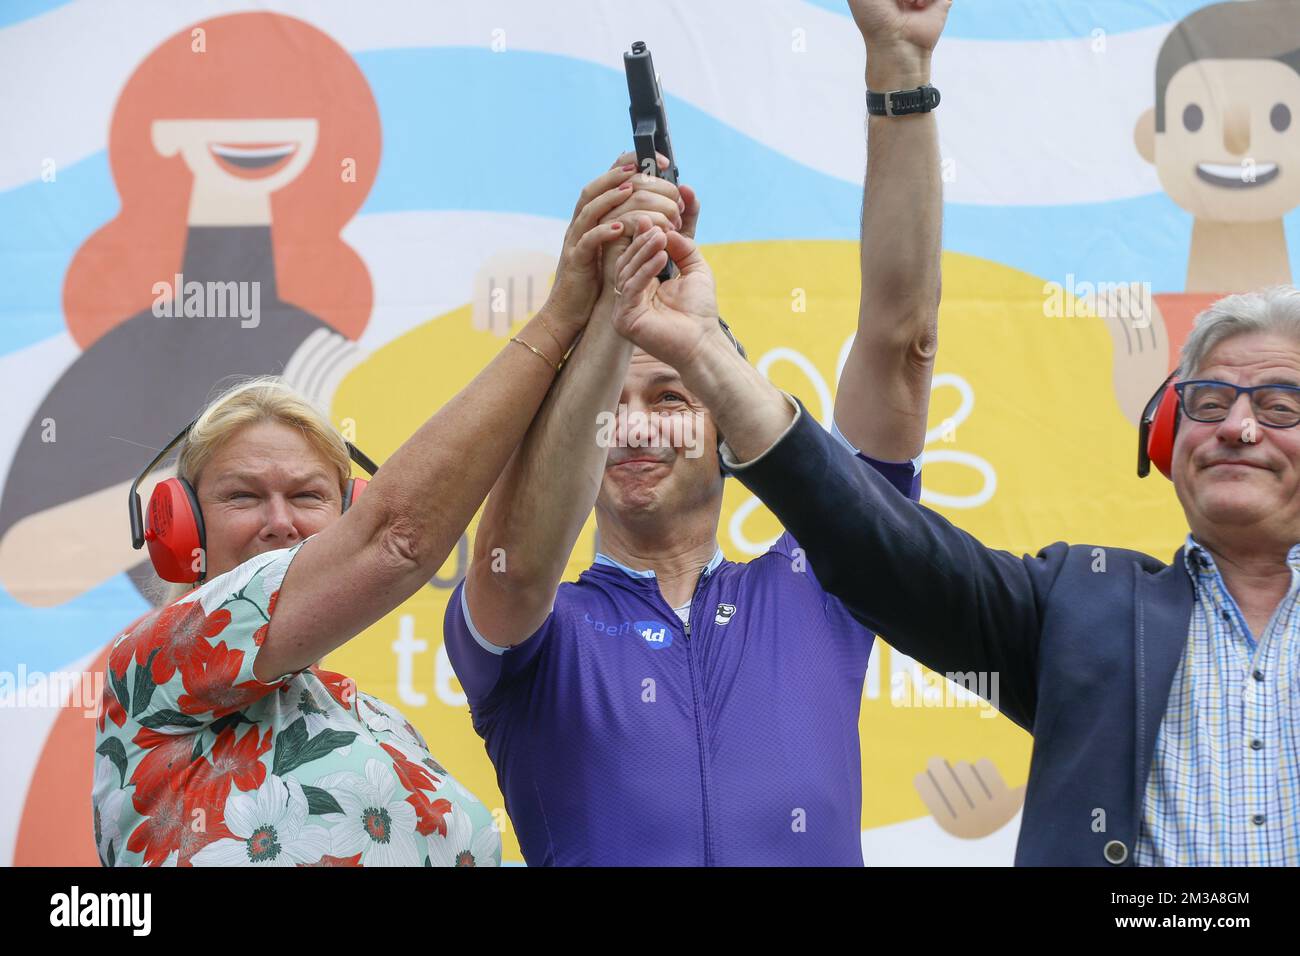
[{"left": 1135, "top": 535, "right": 1300, "bottom": 865}]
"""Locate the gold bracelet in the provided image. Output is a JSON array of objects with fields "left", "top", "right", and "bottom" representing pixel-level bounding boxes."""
[
  {"left": 511, "top": 335, "right": 562, "bottom": 373},
  {"left": 535, "top": 312, "right": 567, "bottom": 356}
]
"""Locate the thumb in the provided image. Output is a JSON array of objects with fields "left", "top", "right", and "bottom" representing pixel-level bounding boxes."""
[
  {"left": 664, "top": 230, "right": 709, "bottom": 275},
  {"left": 678, "top": 183, "right": 701, "bottom": 239}
]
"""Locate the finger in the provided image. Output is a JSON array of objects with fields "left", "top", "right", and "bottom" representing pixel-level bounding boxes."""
[
  {"left": 972, "top": 758, "right": 1010, "bottom": 800},
  {"left": 572, "top": 220, "right": 627, "bottom": 264},
  {"left": 604, "top": 207, "right": 680, "bottom": 238},
  {"left": 678, "top": 183, "right": 701, "bottom": 239},
  {"left": 573, "top": 179, "right": 638, "bottom": 235},
  {"left": 621, "top": 245, "right": 670, "bottom": 303},
  {"left": 615, "top": 225, "right": 667, "bottom": 288},
  {"left": 627, "top": 171, "right": 683, "bottom": 206},
  {"left": 663, "top": 230, "right": 711, "bottom": 277},
  {"left": 571, "top": 163, "right": 640, "bottom": 220},
  {"left": 608, "top": 150, "right": 638, "bottom": 170},
  {"left": 603, "top": 189, "right": 682, "bottom": 231},
  {"left": 950, "top": 761, "right": 985, "bottom": 807},
  {"left": 913, "top": 767, "right": 958, "bottom": 823},
  {"left": 919, "top": 756, "right": 962, "bottom": 814}
]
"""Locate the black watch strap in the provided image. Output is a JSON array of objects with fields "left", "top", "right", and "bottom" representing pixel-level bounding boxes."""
[{"left": 866, "top": 84, "right": 940, "bottom": 117}]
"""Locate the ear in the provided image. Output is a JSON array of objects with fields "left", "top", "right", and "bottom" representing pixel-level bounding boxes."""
[{"left": 1134, "top": 107, "right": 1156, "bottom": 165}]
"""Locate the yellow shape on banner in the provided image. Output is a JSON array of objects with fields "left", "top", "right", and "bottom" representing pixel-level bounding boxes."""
[{"left": 329, "top": 243, "right": 1190, "bottom": 861}]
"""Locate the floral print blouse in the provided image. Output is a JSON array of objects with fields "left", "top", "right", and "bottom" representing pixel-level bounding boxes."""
[{"left": 92, "top": 542, "right": 500, "bottom": 867}]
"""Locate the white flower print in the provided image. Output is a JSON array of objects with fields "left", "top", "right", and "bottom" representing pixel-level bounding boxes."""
[
  {"left": 92, "top": 755, "right": 126, "bottom": 865},
  {"left": 424, "top": 806, "right": 500, "bottom": 867},
  {"left": 190, "top": 775, "right": 331, "bottom": 867},
  {"left": 316, "top": 759, "right": 420, "bottom": 866}
]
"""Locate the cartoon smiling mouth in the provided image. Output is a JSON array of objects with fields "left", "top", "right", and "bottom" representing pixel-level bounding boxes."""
[
  {"left": 208, "top": 142, "right": 298, "bottom": 179},
  {"left": 1195, "top": 161, "right": 1280, "bottom": 189}
]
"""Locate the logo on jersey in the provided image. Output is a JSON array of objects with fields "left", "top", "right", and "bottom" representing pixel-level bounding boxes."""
[
  {"left": 634, "top": 620, "right": 673, "bottom": 650},
  {"left": 715, "top": 603, "right": 736, "bottom": 626}
]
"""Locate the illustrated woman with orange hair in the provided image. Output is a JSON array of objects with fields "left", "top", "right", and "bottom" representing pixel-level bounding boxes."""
[{"left": 0, "top": 12, "right": 380, "bottom": 606}]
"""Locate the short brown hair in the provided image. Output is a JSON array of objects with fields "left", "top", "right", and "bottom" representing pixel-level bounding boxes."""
[{"left": 1154, "top": 0, "right": 1300, "bottom": 133}]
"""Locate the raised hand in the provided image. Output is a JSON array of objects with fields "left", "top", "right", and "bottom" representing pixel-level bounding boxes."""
[
  {"left": 608, "top": 218, "right": 720, "bottom": 370},
  {"left": 847, "top": 0, "right": 953, "bottom": 54}
]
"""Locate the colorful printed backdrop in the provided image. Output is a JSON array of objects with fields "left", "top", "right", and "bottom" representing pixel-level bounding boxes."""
[{"left": 3, "top": 0, "right": 1298, "bottom": 865}]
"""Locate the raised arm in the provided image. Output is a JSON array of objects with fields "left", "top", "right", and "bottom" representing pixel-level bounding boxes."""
[
  {"left": 610, "top": 226, "right": 1047, "bottom": 728},
  {"left": 463, "top": 155, "right": 689, "bottom": 649},
  {"left": 834, "top": 0, "right": 950, "bottom": 461},
  {"left": 255, "top": 164, "right": 649, "bottom": 680}
]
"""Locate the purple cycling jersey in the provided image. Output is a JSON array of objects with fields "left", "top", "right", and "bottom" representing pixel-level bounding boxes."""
[{"left": 443, "top": 452, "right": 919, "bottom": 865}]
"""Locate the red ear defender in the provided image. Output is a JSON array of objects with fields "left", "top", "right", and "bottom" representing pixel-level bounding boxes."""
[
  {"left": 342, "top": 477, "right": 368, "bottom": 511},
  {"left": 1138, "top": 372, "right": 1180, "bottom": 480},
  {"left": 143, "top": 477, "right": 206, "bottom": 583}
]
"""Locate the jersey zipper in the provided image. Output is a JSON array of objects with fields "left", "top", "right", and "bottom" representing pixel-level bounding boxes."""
[{"left": 679, "top": 564, "right": 714, "bottom": 864}]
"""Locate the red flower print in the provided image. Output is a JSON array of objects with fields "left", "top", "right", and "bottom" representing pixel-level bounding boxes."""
[
  {"left": 195, "top": 725, "right": 271, "bottom": 803},
  {"left": 312, "top": 667, "right": 357, "bottom": 712},
  {"left": 148, "top": 602, "right": 231, "bottom": 685},
  {"left": 252, "top": 592, "right": 279, "bottom": 647},
  {"left": 129, "top": 728, "right": 205, "bottom": 808},
  {"left": 382, "top": 742, "right": 440, "bottom": 794},
  {"left": 177, "top": 641, "right": 276, "bottom": 717},
  {"left": 108, "top": 609, "right": 164, "bottom": 680},
  {"left": 126, "top": 782, "right": 230, "bottom": 867},
  {"left": 96, "top": 683, "right": 126, "bottom": 733},
  {"left": 297, "top": 853, "right": 363, "bottom": 867},
  {"left": 381, "top": 742, "right": 451, "bottom": 837}
]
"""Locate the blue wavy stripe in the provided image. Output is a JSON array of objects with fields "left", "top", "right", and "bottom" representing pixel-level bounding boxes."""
[
  {"left": 0, "top": 573, "right": 147, "bottom": 675},
  {"left": 0, "top": 0, "right": 73, "bottom": 29},
  {"left": 804, "top": 0, "right": 1204, "bottom": 40},
  {"left": 4, "top": 46, "right": 1299, "bottom": 358}
]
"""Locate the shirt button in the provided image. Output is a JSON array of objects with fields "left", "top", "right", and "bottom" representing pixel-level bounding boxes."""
[
  {"left": 1221, "top": 610, "right": 1232, "bottom": 623},
  {"left": 1254, "top": 670, "right": 1265, "bottom": 681},
  {"left": 1103, "top": 840, "right": 1128, "bottom": 865},
  {"left": 1252, "top": 814, "right": 1266, "bottom": 826},
  {"left": 1250, "top": 739, "right": 1264, "bottom": 751}
]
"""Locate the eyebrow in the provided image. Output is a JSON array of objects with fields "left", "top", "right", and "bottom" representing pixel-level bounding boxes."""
[
  {"left": 644, "top": 371, "right": 686, "bottom": 390},
  {"left": 212, "top": 470, "right": 333, "bottom": 487}
]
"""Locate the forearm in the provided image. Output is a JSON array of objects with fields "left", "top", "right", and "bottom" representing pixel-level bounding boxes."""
[
  {"left": 726, "top": 397, "right": 1041, "bottom": 728},
  {"left": 679, "top": 328, "right": 795, "bottom": 465},
  {"left": 356, "top": 307, "right": 578, "bottom": 573},
  {"left": 470, "top": 293, "right": 634, "bottom": 606},
  {"left": 835, "top": 46, "right": 943, "bottom": 459}
]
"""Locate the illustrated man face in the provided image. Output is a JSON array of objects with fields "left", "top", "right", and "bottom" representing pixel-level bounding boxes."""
[{"left": 1137, "top": 59, "right": 1300, "bottom": 221}]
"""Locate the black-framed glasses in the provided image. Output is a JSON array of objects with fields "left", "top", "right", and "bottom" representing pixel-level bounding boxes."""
[{"left": 1173, "top": 379, "right": 1300, "bottom": 428}]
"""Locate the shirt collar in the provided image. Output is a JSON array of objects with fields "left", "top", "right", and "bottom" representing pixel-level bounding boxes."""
[
  {"left": 593, "top": 546, "right": 725, "bottom": 580},
  {"left": 1183, "top": 533, "right": 1300, "bottom": 578}
]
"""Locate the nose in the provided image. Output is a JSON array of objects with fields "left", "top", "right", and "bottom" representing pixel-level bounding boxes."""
[
  {"left": 1212, "top": 391, "right": 1259, "bottom": 445},
  {"left": 260, "top": 495, "right": 300, "bottom": 541},
  {"left": 1223, "top": 102, "right": 1250, "bottom": 156},
  {"left": 615, "top": 398, "right": 650, "bottom": 449}
]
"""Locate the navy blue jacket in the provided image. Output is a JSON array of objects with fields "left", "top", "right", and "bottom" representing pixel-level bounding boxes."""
[{"left": 730, "top": 402, "right": 1195, "bottom": 866}]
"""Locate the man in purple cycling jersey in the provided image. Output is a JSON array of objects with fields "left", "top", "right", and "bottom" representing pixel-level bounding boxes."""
[{"left": 444, "top": 0, "right": 952, "bottom": 865}]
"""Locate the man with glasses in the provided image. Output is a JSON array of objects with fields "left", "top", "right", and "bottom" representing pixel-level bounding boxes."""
[{"left": 608, "top": 223, "right": 1300, "bottom": 865}]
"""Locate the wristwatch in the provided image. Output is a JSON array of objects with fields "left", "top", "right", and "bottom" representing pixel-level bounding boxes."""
[{"left": 866, "top": 84, "right": 940, "bottom": 117}]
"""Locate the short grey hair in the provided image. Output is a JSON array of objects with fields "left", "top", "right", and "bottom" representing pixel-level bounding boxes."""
[{"left": 1177, "top": 286, "right": 1300, "bottom": 380}]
